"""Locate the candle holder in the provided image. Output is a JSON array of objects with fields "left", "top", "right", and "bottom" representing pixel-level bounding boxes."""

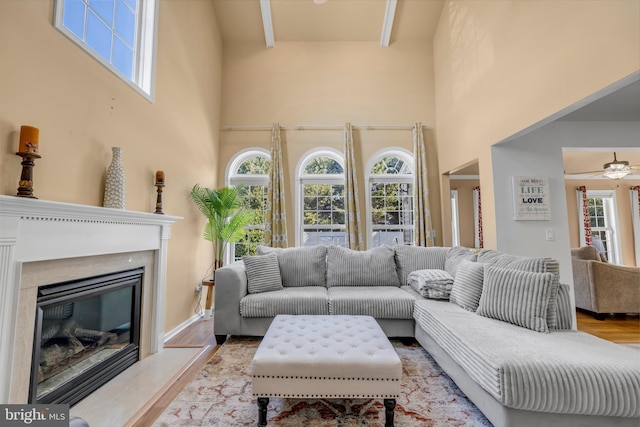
[
  {"left": 15, "top": 151, "right": 42, "bottom": 198},
  {"left": 154, "top": 183, "right": 165, "bottom": 214}
]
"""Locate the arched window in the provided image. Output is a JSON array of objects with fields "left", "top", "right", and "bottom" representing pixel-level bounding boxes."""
[
  {"left": 226, "top": 149, "right": 271, "bottom": 261},
  {"left": 366, "top": 149, "right": 414, "bottom": 247},
  {"left": 296, "top": 149, "right": 346, "bottom": 247}
]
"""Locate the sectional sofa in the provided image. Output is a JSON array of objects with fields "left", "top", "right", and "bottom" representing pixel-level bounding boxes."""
[{"left": 214, "top": 244, "right": 640, "bottom": 427}]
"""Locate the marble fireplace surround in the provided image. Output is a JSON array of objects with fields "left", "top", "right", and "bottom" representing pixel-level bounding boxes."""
[{"left": 0, "top": 195, "right": 181, "bottom": 403}]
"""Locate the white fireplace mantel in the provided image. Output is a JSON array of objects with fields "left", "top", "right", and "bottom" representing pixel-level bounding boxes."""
[{"left": 0, "top": 195, "right": 181, "bottom": 403}]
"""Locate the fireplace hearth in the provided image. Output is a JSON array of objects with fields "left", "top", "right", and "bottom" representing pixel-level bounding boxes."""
[{"left": 30, "top": 268, "right": 143, "bottom": 406}]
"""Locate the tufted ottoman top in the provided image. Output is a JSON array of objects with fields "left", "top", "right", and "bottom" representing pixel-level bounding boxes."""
[{"left": 252, "top": 315, "right": 401, "bottom": 382}]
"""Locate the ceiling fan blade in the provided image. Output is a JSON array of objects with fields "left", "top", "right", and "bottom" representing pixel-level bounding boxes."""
[{"left": 567, "top": 170, "right": 604, "bottom": 175}]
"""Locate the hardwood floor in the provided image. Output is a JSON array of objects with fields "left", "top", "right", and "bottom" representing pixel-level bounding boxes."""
[
  {"left": 131, "top": 312, "right": 639, "bottom": 426},
  {"left": 575, "top": 310, "right": 640, "bottom": 344}
]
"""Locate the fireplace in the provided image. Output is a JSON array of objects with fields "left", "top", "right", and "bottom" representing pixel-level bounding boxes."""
[
  {"left": 0, "top": 195, "right": 181, "bottom": 404},
  {"left": 30, "top": 268, "right": 143, "bottom": 406}
]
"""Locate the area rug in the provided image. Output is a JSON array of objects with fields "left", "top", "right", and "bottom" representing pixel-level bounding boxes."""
[{"left": 152, "top": 337, "right": 493, "bottom": 426}]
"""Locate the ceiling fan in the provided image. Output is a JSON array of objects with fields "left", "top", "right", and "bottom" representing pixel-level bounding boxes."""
[{"left": 569, "top": 152, "right": 640, "bottom": 180}]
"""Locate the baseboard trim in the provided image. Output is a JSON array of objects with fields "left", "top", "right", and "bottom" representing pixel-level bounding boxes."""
[{"left": 163, "top": 312, "right": 207, "bottom": 344}]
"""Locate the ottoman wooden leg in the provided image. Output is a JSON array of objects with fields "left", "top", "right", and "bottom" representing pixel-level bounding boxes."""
[
  {"left": 384, "top": 399, "right": 396, "bottom": 427},
  {"left": 257, "top": 397, "right": 269, "bottom": 426}
]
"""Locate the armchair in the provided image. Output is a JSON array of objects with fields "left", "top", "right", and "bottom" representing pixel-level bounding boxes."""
[{"left": 571, "top": 246, "right": 640, "bottom": 319}]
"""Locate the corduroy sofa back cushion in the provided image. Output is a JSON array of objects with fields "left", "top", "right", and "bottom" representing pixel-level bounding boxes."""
[
  {"left": 326, "top": 245, "right": 400, "bottom": 287},
  {"left": 257, "top": 245, "right": 327, "bottom": 287}
]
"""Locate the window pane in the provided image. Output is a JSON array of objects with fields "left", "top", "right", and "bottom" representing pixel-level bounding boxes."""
[
  {"left": 112, "top": 36, "right": 133, "bottom": 78},
  {"left": 115, "top": 0, "right": 135, "bottom": 46},
  {"left": 86, "top": 10, "right": 112, "bottom": 62},
  {"left": 304, "top": 197, "right": 317, "bottom": 211},
  {"left": 237, "top": 156, "right": 270, "bottom": 174},
  {"left": 303, "top": 229, "right": 345, "bottom": 246},
  {"left": 89, "top": 0, "right": 115, "bottom": 26},
  {"left": 304, "top": 157, "right": 343, "bottom": 174},
  {"left": 63, "top": 0, "right": 86, "bottom": 39},
  {"left": 371, "top": 156, "right": 406, "bottom": 175},
  {"left": 372, "top": 229, "right": 413, "bottom": 246}
]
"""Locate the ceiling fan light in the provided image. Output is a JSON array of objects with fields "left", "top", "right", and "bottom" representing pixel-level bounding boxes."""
[
  {"left": 603, "top": 167, "right": 631, "bottom": 180},
  {"left": 313, "top": 0, "right": 327, "bottom": 4}
]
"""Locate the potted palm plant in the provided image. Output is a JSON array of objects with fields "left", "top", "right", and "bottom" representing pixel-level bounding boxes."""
[{"left": 190, "top": 184, "right": 253, "bottom": 317}]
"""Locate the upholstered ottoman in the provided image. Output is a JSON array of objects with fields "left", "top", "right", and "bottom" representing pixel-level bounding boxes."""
[{"left": 251, "top": 315, "right": 402, "bottom": 426}]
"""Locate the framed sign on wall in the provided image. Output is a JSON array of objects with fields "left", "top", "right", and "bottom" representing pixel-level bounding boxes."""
[{"left": 512, "top": 176, "right": 551, "bottom": 220}]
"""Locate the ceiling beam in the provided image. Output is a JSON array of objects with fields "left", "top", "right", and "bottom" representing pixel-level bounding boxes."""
[
  {"left": 259, "top": 0, "right": 275, "bottom": 48},
  {"left": 380, "top": 0, "right": 397, "bottom": 47}
]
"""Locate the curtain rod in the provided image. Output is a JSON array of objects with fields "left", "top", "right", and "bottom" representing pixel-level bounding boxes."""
[{"left": 222, "top": 124, "right": 428, "bottom": 131}]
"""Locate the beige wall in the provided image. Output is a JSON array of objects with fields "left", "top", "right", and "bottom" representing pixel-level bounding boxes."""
[
  {"left": 434, "top": 0, "right": 640, "bottom": 249},
  {"left": 565, "top": 179, "right": 640, "bottom": 267},
  {"left": 218, "top": 40, "right": 443, "bottom": 247},
  {"left": 0, "top": 0, "right": 223, "bottom": 333}
]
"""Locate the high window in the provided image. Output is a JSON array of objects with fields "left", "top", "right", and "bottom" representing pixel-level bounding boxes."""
[
  {"left": 54, "top": 0, "right": 158, "bottom": 100},
  {"left": 227, "top": 149, "right": 271, "bottom": 261},
  {"left": 578, "top": 190, "right": 622, "bottom": 264},
  {"left": 367, "top": 150, "right": 414, "bottom": 247},
  {"left": 297, "top": 149, "right": 346, "bottom": 247}
]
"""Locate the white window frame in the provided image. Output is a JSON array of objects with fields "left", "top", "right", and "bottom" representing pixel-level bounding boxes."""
[
  {"left": 366, "top": 148, "right": 414, "bottom": 248},
  {"left": 53, "top": 0, "right": 159, "bottom": 101},
  {"left": 296, "top": 148, "right": 345, "bottom": 247},
  {"left": 226, "top": 148, "right": 270, "bottom": 263},
  {"left": 450, "top": 190, "right": 460, "bottom": 247},
  {"left": 576, "top": 189, "right": 623, "bottom": 264}
]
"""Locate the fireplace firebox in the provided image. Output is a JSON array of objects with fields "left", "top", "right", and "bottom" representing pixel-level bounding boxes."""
[{"left": 29, "top": 268, "right": 143, "bottom": 406}]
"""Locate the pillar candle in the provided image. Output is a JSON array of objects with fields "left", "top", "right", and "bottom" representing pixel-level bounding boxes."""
[
  {"left": 155, "top": 170, "right": 165, "bottom": 185},
  {"left": 19, "top": 126, "right": 39, "bottom": 153}
]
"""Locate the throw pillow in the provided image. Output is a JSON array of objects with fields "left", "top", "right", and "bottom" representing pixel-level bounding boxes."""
[
  {"left": 327, "top": 245, "right": 400, "bottom": 287},
  {"left": 257, "top": 245, "right": 327, "bottom": 287},
  {"left": 444, "top": 246, "right": 478, "bottom": 277},
  {"left": 449, "top": 259, "right": 485, "bottom": 311},
  {"left": 487, "top": 254, "right": 561, "bottom": 329},
  {"left": 476, "top": 265, "right": 556, "bottom": 333},
  {"left": 407, "top": 269, "right": 454, "bottom": 299},
  {"left": 393, "top": 245, "right": 449, "bottom": 285},
  {"left": 242, "top": 252, "right": 283, "bottom": 294}
]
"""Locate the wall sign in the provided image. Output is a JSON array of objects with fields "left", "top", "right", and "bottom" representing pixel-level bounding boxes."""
[{"left": 512, "top": 176, "right": 551, "bottom": 220}]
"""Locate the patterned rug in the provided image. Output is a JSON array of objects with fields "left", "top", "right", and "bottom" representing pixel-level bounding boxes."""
[{"left": 152, "top": 337, "right": 493, "bottom": 426}]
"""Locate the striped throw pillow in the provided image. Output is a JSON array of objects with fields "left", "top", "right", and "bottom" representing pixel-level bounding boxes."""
[
  {"left": 242, "top": 252, "right": 283, "bottom": 294},
  {"left": 444, "top": 246, "right": 478, "bottom": 277},
  {"left": 476, "top": 265, "right": 555, "bottom": 333},
  {"left": 449, "top": 259, "right": 485, "bottom": 311}
]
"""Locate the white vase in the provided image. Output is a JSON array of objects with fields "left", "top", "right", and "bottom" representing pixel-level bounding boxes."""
[{"left": 103, "top": 147, "right": 126, "bottom": 209}]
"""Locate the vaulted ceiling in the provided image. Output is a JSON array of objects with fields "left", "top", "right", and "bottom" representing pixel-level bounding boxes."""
[{"left": 211, "top": 0, "right": 446, "bottom": 47}]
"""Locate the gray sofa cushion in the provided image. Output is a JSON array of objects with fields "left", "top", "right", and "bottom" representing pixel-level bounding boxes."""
[
  {"left": 414, "top": 299, "right": 640, "bottom": 417},
  {"left": 407, "top": 269, "right": 454, "bottom": 299},
  {"left": 257, "top": 245, "right": 327, "bottom": 287},
  {"left": 444, "top": 246, "right": 478, "bottom": 277},
  {"left": 242, "top": 252, "right": 283, "bottom": 294},
  {"left": 326, "top": 245, "right": 400, "bottom": 287},
  {"left": 240, "top": 287, "right": 329, "bottom": 317},
  {"left": 476, "top": 265, "right": 556, "bottom": 333},
  {"left": 393, "top": 245, "right": 449, "bottom": 285},
  {"left": 327, "top": 286, "right": 416, "bottom": 319},
  {"left": 449, "top": 259, "right": 485, "bottom": 311}
]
